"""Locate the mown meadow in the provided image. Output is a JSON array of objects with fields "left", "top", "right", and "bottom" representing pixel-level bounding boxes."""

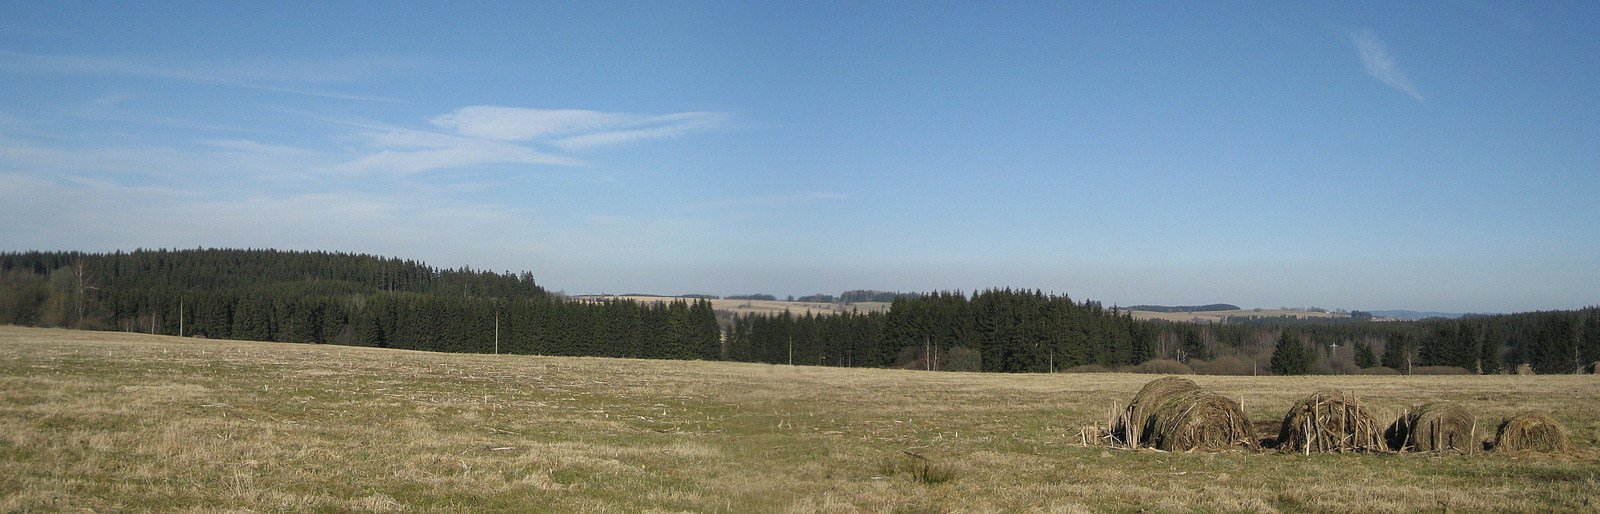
[{"left": 2, "top": 326, "right": 1597, "bottom": 512}]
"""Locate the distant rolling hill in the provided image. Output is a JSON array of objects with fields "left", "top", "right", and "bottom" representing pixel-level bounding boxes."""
[
  {"left": 572, "top": 295, "right": 891, "bottom": 317},
  {"left": 1369, "top": 310, "right": 1474, "bottom": 320},
  {"left": 1125, "top": 304, "right": 1240, "bottom": 313},
  {"left": 1123, "top": 308, "right": 1352, "bottom": 323}
]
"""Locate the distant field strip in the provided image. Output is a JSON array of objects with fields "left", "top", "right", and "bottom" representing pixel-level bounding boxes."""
[
  {"left": 575, "top": 295, "right": 892, "bottom": 317},
  {"left": 1, "top": 326, "right": 1596, "bottom": 512},
  {"left": 1126, "top": 308, "right": 1354, "bottom": 323},
  {"left": 577, "top": 297, "right": 1349, "bottom": 323}
]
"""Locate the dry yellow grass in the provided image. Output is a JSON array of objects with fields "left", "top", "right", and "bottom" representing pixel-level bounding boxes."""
[{"left": 2, "top": 326, "right": 1597, "bottom": 512}]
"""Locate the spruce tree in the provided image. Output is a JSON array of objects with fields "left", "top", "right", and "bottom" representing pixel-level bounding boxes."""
[
  {"left": 1382, "top": 332, "right": 1413, "bottom": 372},
  {"left": 1479, "top": 321, "right": 1504, "bottom": 374},
  {"left": 1180, "top": 330, "right": 1209, "bottom": 362},
  {"left": 1416, "top": 323, "right": 1454, "bottom": 367},
  {"left": 1528, "top": 313, "right": 1578, "bottom": 374},
  {"left": 1580, "top": 308, "right": 1600, "bottom": 371},
  {"left": 1354, "top": 340, "right": 1377, "bottom": 369},
  {"left": 359, "top": 314, "right": 386, "bottom": 348},
  {"left": 1455, "top": 322, "right": 1482, "bottom": 372},
  {"left": 1270, "top": 331, "right": 1311, "bottom": 375}
]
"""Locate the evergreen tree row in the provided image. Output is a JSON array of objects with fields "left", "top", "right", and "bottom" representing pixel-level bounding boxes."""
[
  {"left": 724, "top": 289, "right": 1155, "bottom": 372},
  {"left": 3, "top": 249, "right": 1597, "bottom": 375},
  {"left": 1256, "top": 310, "right": 1599, "bottom": 375},
  {"left": 0, "top": 249, "right": 719, "bottom": 360}
]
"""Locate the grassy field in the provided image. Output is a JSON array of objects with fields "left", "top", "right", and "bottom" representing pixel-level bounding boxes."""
[{"left": 2, "top": 326, "right": 1597, "bottom": 512}]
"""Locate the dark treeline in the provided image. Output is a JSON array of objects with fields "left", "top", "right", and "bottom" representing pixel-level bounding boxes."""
[
  {"left": 0, "top": 249, "right": 720, "bottom": 360},
  {"left": 3, "top": 249, "right": 1596, "bottom": 375},
  {"left": 1347, "top": 309, "right": 1600, "bottom": 374},
  {"left": 1418, "top": 309, "right": 1600, "bottom": 374},
  {"left": 1157, "top": 309, "right": 1600, "bottom": 375},
  {"left": 724, "top": 298, "right": 1600, "bottom": 375},
  {"left": 725, "top": 294, "right": 777, "bottom": 301},
  {"left": 724, "top": 290, "right": 1155, "bottom": 372},
  {"left": 839, "top": 290, "right": 922, "bottom": 303}
]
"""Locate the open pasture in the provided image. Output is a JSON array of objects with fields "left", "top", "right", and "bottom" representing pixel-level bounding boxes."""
[{"left": 2, "top": 326, "right": 1597, "bottom": 512}]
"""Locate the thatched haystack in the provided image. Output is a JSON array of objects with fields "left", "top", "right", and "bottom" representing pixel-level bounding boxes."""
[
  {"left": 1492, "top": 412, "right": 1571, "bottom": 453},
  {"left": 1142, "top": 389, "right": 1256, "bottom": 451},
  {"left": 1113, "top": 377, "right": 1254, "bottom": 451},
  {"left": 1115, "top": 376, "right": 1200, "bottom": 447},
  {"left": 1277, "top": 391, "right": 1384, "bottom": 453},
  {"left": 1385, "top": 402, "right": 1479, "bottom": 453}
]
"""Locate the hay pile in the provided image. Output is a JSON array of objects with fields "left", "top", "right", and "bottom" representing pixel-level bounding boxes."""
[
  {"left": 1143, "top": 389, "right": 1256, "bottom": 451},
  {"left": 1386, "top": 402, "right": 1479, "bottom": 453},
  {"left": 1277, "top": 391, "right": 1384, "bottom": 453},
  {"left": 1492, "top": 412, "right": 1571, "bottom": 453},
  {"left": 1115, "top": 377, "right": 1254, "bottom": 451},
  {"left": 1115, "top": 377, "right": 1200, "bottom": 447}
]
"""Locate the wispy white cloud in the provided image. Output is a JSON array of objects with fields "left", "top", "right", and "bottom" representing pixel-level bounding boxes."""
[
  {"left": 552, "top": 112, "right": 730, "bottom": 151},
  {"left": 0, "top": 133, "right": 331, "bottom": 181},
  {"left": 2, "top": 101, "right": 725, "bottom": 179},
  {"left": 585, "top": 214, "right": 632, "bottom": 226},
  {"left": 684, "top": 191, "right": 849, "bottom": 213},
  {"left": 0, "top": 50, "right": 406, "bottom": 102},
  {"left": 338, "top": 141, "right": 579, "bottom": 175},
  {"left": 431, "top": 107, "right": 633, "bottom": 140},
  {"left": 1350, "top": 30, "right": 1424, "bottom": 102},
  {"left": 0, "top": 172, "right": 534, "bottom": 259},
  {"left": 429, "top": 105, "right": 730, "bottom": 150},
  {"left": 336, "top": 126, "right": 582, "bottom": 175},
  {"left": 35, "top": 93, "right": 277, "bottom": 136},
  {"left": 204, "top": 139, "right": 316, "bottom": 155},
  {"left": 0, "top": 139, "right": 211, "bottom": 176},
  {"left": 330, "top": 106, "right": 729, "bottom": 175}
]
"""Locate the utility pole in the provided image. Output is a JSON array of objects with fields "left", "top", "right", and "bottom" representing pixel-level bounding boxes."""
[
  {"left": 787, "top": 335, "right": 793, "bottom": 366},
  {"left": 74, "top": 260, "right": 85, "bottom": 326},
  {"left": 925, "top": 335, "right": 931, "bottom": 371},
  {"left": 494, "top": 308, "right": 500, "bottom": 355},
  {"left": 179, "top": 298, "right": 184, "bottom": 337}
]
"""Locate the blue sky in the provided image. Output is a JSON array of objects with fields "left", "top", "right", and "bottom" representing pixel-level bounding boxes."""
[{"left": 2, "top": 2, "right": 1597, "bottom": 312}]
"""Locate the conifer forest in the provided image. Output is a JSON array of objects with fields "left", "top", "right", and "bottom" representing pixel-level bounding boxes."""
[{"left": 2, "top": 249, "right": 1597, "bottom": 375}]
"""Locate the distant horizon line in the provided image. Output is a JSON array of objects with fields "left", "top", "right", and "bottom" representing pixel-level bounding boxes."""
[
  {"left": 11, "top": 246, "right": 1587, "bottom": 316},
  {"left": 566, "top": 292, "right": 1504, "bottom": 317}
]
